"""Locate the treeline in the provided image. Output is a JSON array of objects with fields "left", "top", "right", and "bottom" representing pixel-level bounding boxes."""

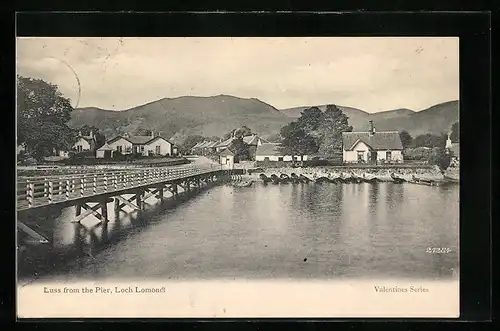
[
  {"left": 399, "top": 121, "right": 458, "bottom": 150},
  {"left": 279, "top": 105, "right": 353, "bottom": 162},
  {"left": 17, "top": 75, "right": 110, "bottom": 162}
]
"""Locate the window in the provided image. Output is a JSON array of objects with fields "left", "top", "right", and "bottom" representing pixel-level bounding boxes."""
[
  {"left": 264, "top": 157, "right": 270, "bottom": 162},
  {"left": 141, "top": 146, "right": 145, "bottom": 152},
  {"left": 357, "top": 151, "right": 364, "bottom": 161},
  {"left": 116, "top": 146, "right": 122, "bottom": 153},
  {"left": 77, "top": 145, "right": 83, "bottom": 153},
  {"left": 278, "top": 157, "right": 284, "bottom": 162},
  {"left": 386, "top": 151, "right": 392, "bottom": 160},
  {"left": 156, "top": 146, "right": 161, "bottom": 155}
]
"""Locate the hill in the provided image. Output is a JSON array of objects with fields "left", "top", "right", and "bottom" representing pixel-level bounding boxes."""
[
  {"left": 70, "top": 96, "right": 459, "bottom": 145},
  {"left": 280, "top": 101, "right": 458, "bottom": 136},
  {"left": 69, "top": 95, "right": 293, "bottom": 144}
]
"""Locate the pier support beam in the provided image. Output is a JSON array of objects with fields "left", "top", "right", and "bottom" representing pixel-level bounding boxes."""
[
  {"left": 115, "top": 195, "right": 141, "bottom": 212},
  {"left": 17, "top": 221, "right": 49, "bottom": 244}
]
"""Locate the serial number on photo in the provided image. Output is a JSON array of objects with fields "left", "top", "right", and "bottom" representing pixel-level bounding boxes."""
[{"left": 426, "top": 247, "right": 452, "bottom": 254}]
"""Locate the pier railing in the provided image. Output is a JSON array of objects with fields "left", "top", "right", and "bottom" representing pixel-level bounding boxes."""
[{"left": 17, "top": 164, "right": 223, "bottom": 210}]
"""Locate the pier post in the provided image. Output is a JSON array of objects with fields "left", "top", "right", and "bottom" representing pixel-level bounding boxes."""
[
  {"left": 114, "top": 197, "right": 120, "bottom": 212},
  {"left": 158, "top": 186, "right": 164, "bottom": 200},
  {"left": 76, "top": 204, "right": 82, "bottom": 216},
  {"left": 136, "top": 190, "right": 143, "bottom": 210},
  {"left": 100, "top": 201, "right": 108, "bottom": 223}
]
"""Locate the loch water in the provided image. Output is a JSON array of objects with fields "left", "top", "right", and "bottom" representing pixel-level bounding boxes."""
[{"left": 17, "top": 181, "right": 459, "bottom": 283}]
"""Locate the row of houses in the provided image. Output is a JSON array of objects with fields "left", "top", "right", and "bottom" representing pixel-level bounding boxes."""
[
  {"left": 217, "top": 122, "right": 406, "bottom": 168},
  {"left": 49, "top": 130, "right": 178, "bottom": 159},
  {"left": 191, "top": 134, "right": 267, "bottom": 160}
]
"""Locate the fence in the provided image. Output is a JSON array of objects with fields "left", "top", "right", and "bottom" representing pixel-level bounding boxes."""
[{"left": 17, "top": 164, "right": 223, "bottom": 210}]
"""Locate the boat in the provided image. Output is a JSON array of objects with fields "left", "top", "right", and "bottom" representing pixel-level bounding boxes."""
[
  {"left": 410, "top": 175, "right": 440, "bottom": 186},
  {"left": 348, "top": 172, "right": 364, "bottom": 184},
  {"left": 362, "top": 173, "right": 379, "bottom": 183},
  {"left": 270, "top": 174, "right": 280, "bottom": 184},
  {"left": 290, "top": 173, "right": 301, "bottom": 183},
  {"left": 259, "top": 173, "right": 271, "bottom": 184},
  {"left": 390, "top": 173, "right": 406, "bottom": 184},
  {"left": 280, "top": 173, "right": 291, "bottom": 184},
  {"left": 299, "top": 174, "right": 311, "bottom": 183},
  {"left": 339, "top": 172, "right": 353, "bottom": 183},
  {"left": 232, "top": 180, "right": 253, "bottom": 188},
  {"left": 444, "top": 174, "right": 459, "bottom": 184},
  {"left": 315, "top": 176, "right": 330, "bottom": 184},
  {"left": 443, "top": 167, "right": 459, "bottom": 184}
]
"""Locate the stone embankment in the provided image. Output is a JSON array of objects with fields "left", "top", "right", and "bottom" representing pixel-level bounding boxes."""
[{"left": 242, "top": 165, "right": 444, "bottom": 182}]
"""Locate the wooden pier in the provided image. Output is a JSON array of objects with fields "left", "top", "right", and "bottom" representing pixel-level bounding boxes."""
[{"left": 17, "top": 164, "right": 227, "bottom": 242}]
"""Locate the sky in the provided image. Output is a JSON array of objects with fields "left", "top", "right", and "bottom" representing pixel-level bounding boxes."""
[{"left": 16, "top": 37, "right": 459, "bottom": 113}]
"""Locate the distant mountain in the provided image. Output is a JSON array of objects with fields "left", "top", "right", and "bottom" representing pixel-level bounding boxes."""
[
  {"left": 69, "top": 95, "right": 292, "bottom": 144},
  {"left": 280, "top": 101, "right": 458, "bottom": 136},
  {"left": 70, "top": 96, "right": 459, "bottom": 145}
]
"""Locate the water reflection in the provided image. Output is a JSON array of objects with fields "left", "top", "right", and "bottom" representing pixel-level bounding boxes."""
[{"left": 18, "top": 182, "right": 459, "bottom": 282}]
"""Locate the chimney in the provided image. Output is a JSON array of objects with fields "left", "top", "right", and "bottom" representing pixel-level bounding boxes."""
[
  {"left": 369, "top": 120, "right": 375, "bottom": 135},
  {"left": 89, "top": 130, "right": 93, "bottom": 139},
  {"left": 151, "top": 130, "right": 154, "bottom": 138},
  {"left": 78, "top": 130, "right": 82, "bottom": 137}
]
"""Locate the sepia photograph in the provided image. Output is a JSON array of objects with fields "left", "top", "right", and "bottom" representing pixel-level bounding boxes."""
[{"left": 16, "top": 37, "right": 460, "bottom": 318}]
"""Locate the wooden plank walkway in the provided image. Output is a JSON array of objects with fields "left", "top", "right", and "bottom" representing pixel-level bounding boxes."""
[{"left": 16, "top": 164, "right": 223, "bottom": 211}]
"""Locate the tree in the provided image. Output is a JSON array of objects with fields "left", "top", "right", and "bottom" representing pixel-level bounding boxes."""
[
  {"left": 229, "top": 137, "right": 250, "bottom": 160},
  {"left": 179, "top": 135, "right": 205, "bottom": 154},
  {"left": 224, "top": 126, "right": 253, "bottom": 140},
  {"left": 17, "top": 76, "right": 76, "bottom": 160},
  {"left": 298, "top": 106, "right": 323, "bottom": 133},
  {"left": 428, "top": 147, "right": 451, "bottom": 172},
  {"left": 412, "top": 133, "right": 446, "bottom": 148},
  {"left": 317, "top": 104, "right": 353, "bottom": 159},
  {"left": 280, "top": 121, "right": 319, "bottom": 162},
  {"left": 399, "top": 131, "right": 413, "bottom": 149},
  {"left": 450, "top": 122, "right": 459, "bottom": 143}
]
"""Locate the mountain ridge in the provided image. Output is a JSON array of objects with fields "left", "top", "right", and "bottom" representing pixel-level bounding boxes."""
[{"left": 69, "top": 96, "right": 459, "bottom": 144}]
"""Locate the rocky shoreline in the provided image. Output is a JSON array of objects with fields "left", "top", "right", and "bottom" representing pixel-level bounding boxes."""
[{"left": 241, "top": 165, "right": 445, "bottom": 182}]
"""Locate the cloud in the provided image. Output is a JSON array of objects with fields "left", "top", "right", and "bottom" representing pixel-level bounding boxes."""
[{"left": 16, "top": 37, "right": 459, "bottom": 112}]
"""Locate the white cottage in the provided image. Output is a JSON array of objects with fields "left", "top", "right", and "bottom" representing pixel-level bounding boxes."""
[
  {"left": 342, "top": 122, "right": 404, "bottom": 164},
  {"left": 73, "top": 130, "right": 97, "bottom": 153},
  {"left": 219, "top": 148, "right": 235, "bottom": 169},
  {"left": 106, "top": 132, "right": 176, "bottom": 157},
  {"left": 255, "top": 143, "right": 308, "bottom": 162}
]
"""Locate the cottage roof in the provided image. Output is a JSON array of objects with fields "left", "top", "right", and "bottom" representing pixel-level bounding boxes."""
[
  {"left": 146, "top": 136, "right": 173, "bottom": 145},
  {"left": 243, "top": 135, "right": 260, "bottom": 145},
  {"left": 107, "top": 135, "right": 172, "bottom": 146},
  {"left": 342, "top": 131, "right": 403, "bottom": 151},
  {"left": 197, "top": 141, "right": 211, "bottom": 148},
  {"left": 215, "top": 137, "right": 234, "bottom": 147},
  {"left": 204, "top": 141, "right": 218, "bottom": 148},
  {"left": 78, "top": 135, "right": 95, "bottom": 143},
  {"left": 97, "top": 143, "right": 114, "bottom": 151},
  {"left": 219, "top": 148, "right": 235, "bottom": 156},
  {"left": 191, "top": 141, "right": 204, "bottom": 149},
  {"left": 256, "top": 143, "right": 285, "bottom": 156}
]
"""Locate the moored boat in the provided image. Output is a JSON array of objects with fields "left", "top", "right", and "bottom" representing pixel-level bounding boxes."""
[
  {"left": 259, "top": 173, "right": 271, "bottom": 184},
  {"left": 390, "top": 173, "right": 406, "bottom": 184},
  {"left": 362, "top": 173, "right": 379, "bottom": 183},
  {"left": 270, "top": 174, "right": 280, "bottom": 184},
  {"left": 290, "top": 173, "right": 301, "bottom": 183},
  {"left": 299, "top": 174, "right": 311, "bottom": 183},
  {"left": 315, "top": 176, "right": 330, "bottom": 184},
  {"left": 280, "top": 173, "right": 290, "bottom": 184}
]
